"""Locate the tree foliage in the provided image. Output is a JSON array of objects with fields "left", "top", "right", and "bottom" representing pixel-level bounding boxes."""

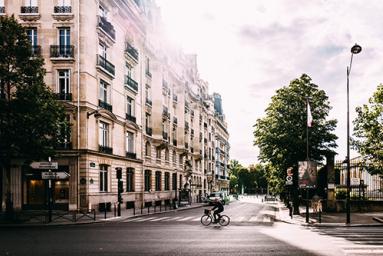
[
  {"left": 0, "top": 15, "right": 67, "bottom": 168},
  {"left": 353, "top": 84, "right": 383, "bottom": 174},
  {"left": 253, "top": 74, "right": 338, "bottom": 183}
]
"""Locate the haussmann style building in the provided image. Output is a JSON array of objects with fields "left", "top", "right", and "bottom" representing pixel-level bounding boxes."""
[{"left": 0, "top": 0, "right": 230, "bottom": 214}]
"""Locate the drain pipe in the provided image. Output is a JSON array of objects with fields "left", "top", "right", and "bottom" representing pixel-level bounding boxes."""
[{"left": 76, "top": 0, "right": 81, "bottom": 210}]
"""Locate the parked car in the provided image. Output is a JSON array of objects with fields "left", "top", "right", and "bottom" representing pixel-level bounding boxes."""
[{"left": 208, "top": 192, "right": 225, "bottom": 205}]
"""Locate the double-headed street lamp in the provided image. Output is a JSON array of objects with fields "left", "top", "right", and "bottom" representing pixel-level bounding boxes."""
[{"left": 346, "top": 43, "right": 362, "bottom": 224}]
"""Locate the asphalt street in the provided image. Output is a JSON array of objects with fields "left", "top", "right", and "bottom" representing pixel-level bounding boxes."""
[{"left": 0, "top": 198, "right": 381, "bottom": 256}]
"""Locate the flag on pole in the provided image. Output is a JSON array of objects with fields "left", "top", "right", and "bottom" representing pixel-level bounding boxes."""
[{"left": 307, "top": 101, "right": 313, "bottom": 127}]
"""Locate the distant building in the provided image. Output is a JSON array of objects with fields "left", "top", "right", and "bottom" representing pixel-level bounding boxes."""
[{"left": 0, "top": 0, "right": 230, "bottom": 213}]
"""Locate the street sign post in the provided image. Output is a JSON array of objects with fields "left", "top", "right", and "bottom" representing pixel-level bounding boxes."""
[
  {"left": 41, "top": 172, "right": 70, "bottom": 180},
  {"left": 30, "top": 162, "right": 58, "bottom": 170}
]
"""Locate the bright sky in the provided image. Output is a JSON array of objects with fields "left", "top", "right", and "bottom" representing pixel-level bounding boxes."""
[{"left": 156, "top": 0, "right": 383, "bottom": 166}]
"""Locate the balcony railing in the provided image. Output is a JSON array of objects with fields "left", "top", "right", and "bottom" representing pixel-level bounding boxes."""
[
  {"left": 125, "top": 42, "right": 139, "bottom": 61},
  {"left": 126, "top": 152, "right": 137, "bottom": 159},
  {"left": 173, "top": 95, "right": 178, "bottom": 102},
  {"left": 146, "top": 127, "right": 152, "bottom": 136},
  {"left": 145, "top": 98, "right": 152, "bottom": 106},
  {"left": 56, "top": 142, "right": 72, "bottom": 150},
  {"left": 126, "top": 113, "right": 136, "bottom": 123},
  {"left": 173, "top": 117, "right": 178, "bottom": 124},
  {"left": 50, "top": 45, "right": 74, "bottom": 58},
  {"left": 125, "top": 76, "right": 138, "bottom": 92},
  {"left": 56, "top": 92, "right": 72, "bottom": 101},
  {"left": 145, "top": 70, "right": 152, "bottom": 78},
  {"left": 98, "top": 100, "right": 112, "bottom": 112},
  {"left": 54, "top": 6, "right": 72, "bottom": 13},
  {"left": 162, "top": 107, "right": 169, "bottom": 118},
  {"left": 185, "top": 143, "right": 189, "bottom": 149},
  {"left": 31, "top": 45, "right": 41, "bottom": 56},
  {"left": 98, "top": 16, "right": 116, "bottom": 40},
  {"left": 185, "top": 122, "right": 189, "bottom": 130},
  {"left": 99, "top": 145, "right": 113, "bottom": 154},
  {"left": 21, "top": 6, "right": 38, "bottom": 13},
  {"left": 97, "top": 54, "right": 115, "bottom": 76}
]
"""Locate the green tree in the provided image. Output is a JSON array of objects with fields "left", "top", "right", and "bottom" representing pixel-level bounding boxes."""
[
  {"left": 253, "top": 74, "right": 337, "bottom": 211},
  {"left": 0, "top": 16, "right": 67, "bottom": 209},
  {"left": 353, "top": 84, "right": 383, "bottom": 174}
]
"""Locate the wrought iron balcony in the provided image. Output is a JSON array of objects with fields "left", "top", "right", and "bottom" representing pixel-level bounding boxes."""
[
  {"left": 31, "top": 45, "right": 41, "bottom": 56},
  {"left": 21, "top": 6, "right": 38, "bottom": 13},
  {"left": 125, "top": 42, "right": 139, "bottom": 61},
  {"left": 98, "top": 16, "right": 115, "bottom": 40},
  {"left": 145, "top": 70, "right": 152, "bottom": 78},
  {"left": 97, "top": 54, "right": 115, "bottom": 76},
  {"left": 145, "top": 98, "right": 152, "bottom": 106},
  {"left": 125, "top": 76, "right": 138, "bottom": 92},
  {"left": 126, "top": 113, "right": 136, "bottom": 123},
  {"left": 50, "top": 45, "right": 74, "bottom": 58},
  {"left": 99, "top": 145, "right": 113, "bottom": 154},
  {"left": 54, "top": 6, "right": 72, "bottom": 13},
  {"left": 56, "top": 142, "right": 72, "bottom": 150},
  {"left": 146, "top": 127, "right": 152, "bottom": 136},
  {"left": 98, "top": 100, "right": 112, "bottom": 112},
  {"left": 162, "top": 107, "right": 169, "bottom": 118},
  {"left": 56, "top": 92, "right": 72, "bottom": 101},
  {"left": 126, "top": 152, "right": 137, "bottom": 159},
  {"left": 185, "top": 122, "right": 189, "bottom": 130}
]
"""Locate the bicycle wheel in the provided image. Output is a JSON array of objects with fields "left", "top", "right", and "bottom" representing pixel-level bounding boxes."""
[
  {"left": 200, "top": 214, "right": 212, "bottom": 226},
  {"left": 219, "top": 215, "right": 230, "bottom": 226}
]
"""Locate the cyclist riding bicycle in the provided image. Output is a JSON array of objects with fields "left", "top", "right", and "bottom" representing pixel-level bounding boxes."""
[{"left": 211, "top": 198, "right": 224, "bottom": 223}]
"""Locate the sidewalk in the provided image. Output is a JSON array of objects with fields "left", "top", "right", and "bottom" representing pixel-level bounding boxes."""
[
  {"left": 0, "top": 202, "right": 208, "bottom": 227},
  {"left": 276, "top": 201, "right": 383, "bottom": 227}
]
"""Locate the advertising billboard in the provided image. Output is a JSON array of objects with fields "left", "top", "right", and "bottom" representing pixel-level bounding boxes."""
[{"left": 298, "top": 161, "right": 317, "bottom": 188}]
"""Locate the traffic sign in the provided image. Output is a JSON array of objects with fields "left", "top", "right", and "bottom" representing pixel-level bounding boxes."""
[
  {"left": 286, "top": 176, "right": 293, "bottom": 185},
  {"left": 30, "top": 162, "right": 58, "bottom": 170},
  {"left": 41, "top": 172, "right": 70, "bottom": 180}
]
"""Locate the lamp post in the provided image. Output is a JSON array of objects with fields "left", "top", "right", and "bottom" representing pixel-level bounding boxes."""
[{"left": 346, "top": 43, "right": 362, "bottom": 224}]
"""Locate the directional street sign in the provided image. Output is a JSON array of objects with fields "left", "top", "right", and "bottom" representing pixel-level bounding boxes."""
[
  {"left": 30, "top": 162, "right": 58, "bottom": 170},
  {"left": 41, "top": 172, "right": 70, "bottom": 180}
]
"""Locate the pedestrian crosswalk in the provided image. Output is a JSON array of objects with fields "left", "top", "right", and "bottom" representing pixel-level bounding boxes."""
[
  {"left": 308, "top": 226, "right": 383, "bottom": 255},
  {"left": 122, "top": 210, "right": 276, "bottom": 224}
]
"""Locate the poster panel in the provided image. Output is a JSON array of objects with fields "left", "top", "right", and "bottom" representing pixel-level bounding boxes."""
[{"left": 298, "top": 161, "right": 317, "bottom": 188}]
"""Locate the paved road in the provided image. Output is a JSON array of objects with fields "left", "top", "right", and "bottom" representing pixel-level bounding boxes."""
[
  {"left": 0, "top": 198, "right": 377, "bottom": 256},
  {"left": 307, "top": 226, "right": 383, "bottom": 255}
]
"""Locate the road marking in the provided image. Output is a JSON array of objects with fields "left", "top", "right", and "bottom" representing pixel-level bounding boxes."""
[
  {"left": 176, "top": 217, "right": 194, "bottom": 221},
  {"left": 123, "top": 217, "right": 145, "bottom": 222},
  {"left": 162, "top": 216, "right": 182, "bottom": 221},
  {"left": 192, "top": 217, "right": 201, "bottom": 221},
  {"left": 134, "top": 217, "right": 156, "bottom": 222},
  {"left": 263, "top": 216, "right": 271, "bottom": 222},
  {"left": 234, "top": 216, "right": 246, "bottom": 222},
  {"left": 149, "top": 217, "right": 171, "bottom": 222}
]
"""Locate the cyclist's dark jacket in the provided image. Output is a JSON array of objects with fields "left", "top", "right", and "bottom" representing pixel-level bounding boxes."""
[{"left": 212, "top": 201, "right": 224, "bottom": 212}]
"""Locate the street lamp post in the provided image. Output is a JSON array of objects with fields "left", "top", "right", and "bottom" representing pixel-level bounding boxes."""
[{"left": 346, "top": 43, "right": 362, "bottom": 224}]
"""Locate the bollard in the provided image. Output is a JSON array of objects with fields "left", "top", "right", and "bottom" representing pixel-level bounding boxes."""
[
  {"left": 318, "top": 211, "right": 321, "bottom": 223},
  {"left": 104, "top": 202, "right": 107, "bottom": 219},
  {"left": 114, "top": 203, "right": 117, "bottom": 217},
  {"left": 133, "top": 207, "right": 136, "bottom": 215}
]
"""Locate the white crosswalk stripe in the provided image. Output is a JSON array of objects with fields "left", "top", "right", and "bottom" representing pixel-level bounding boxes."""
[{"left": 309, "top": 226, "right": 383, "bottom": 255}]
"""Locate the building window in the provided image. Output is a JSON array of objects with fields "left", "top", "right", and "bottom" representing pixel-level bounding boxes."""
[
  {"left": 99, "top": 4, "right": 107, "bottom": 17},
  {"left": 126, "top": 168, "right": 134, "bottom": 192},
  {"left": 145, "top": 142, "right": 151, "bottom": 156},
  {"left": 164, "top": 172, "right": 170, "bottom": 191},
  {"left": 173, "top": 150, "right": 176, "bottom": 164},
  {"left": 26, "top": 27, "right": 38, "bottom": 46},
  {"left": 57, "top": 0, "right": 71, "bottom": 6},
  {"left": 126, "top": 96, "right": 135, "bottom": 116},
  {"left": 156, "top": 148, "right": 161, "bottom": 159},
  {"left": 57, "top": 69, "right": 71, "bottom": 99},
  {"left": 99, "top": 121, "right": 109, "bottom": 147},
  {"left": 165, "top": 149, "right": 169, "bottom": 161},
  {"left": 99, "top": 80, "right": 110, "bottom": 103},
  {"left": 172, "top": 173, "right": 177, "bottom": 190},
  {"left": 144, "top": 170, "right": 151, "bottom": 191},
  {"left": 179, "top": 155, "right": 183, "bottom": 166},
  {"left": 145, "top": 57, "right": 150, "bottom": 75},
  {"left": 58, "top": 27, "right": 71, "bottom": 54},
  {"left": 155, "top": 171, "right": 161, "bottom": 191},
  {"left": 99, "top": 165, "right": 108, "bottom": 192},
  {"left": 24, "top": 0, "right": 38, "bottom": 7},
  {"left": 126, "top": 131, "right": 134, "bottom": 153}
]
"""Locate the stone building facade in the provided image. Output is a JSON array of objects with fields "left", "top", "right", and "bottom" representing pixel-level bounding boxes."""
[{"left": 0, "top": 0, "right": 230, "bottom": 213}]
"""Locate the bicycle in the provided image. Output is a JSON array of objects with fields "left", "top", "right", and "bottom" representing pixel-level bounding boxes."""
[{"left": 200, "top": 209, "right": 230, "bottom": 226}]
